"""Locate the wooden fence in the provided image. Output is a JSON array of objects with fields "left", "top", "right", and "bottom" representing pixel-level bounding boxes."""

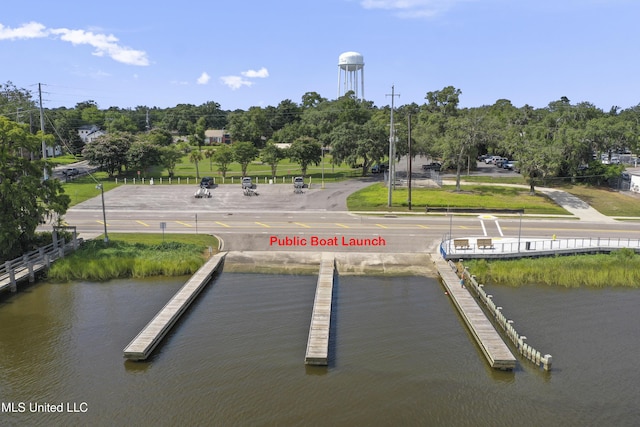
[{"left": 0, "top": 237, "right": 82, "bottom": 293}]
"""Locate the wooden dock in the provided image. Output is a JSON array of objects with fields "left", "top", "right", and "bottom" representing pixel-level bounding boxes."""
[
  {"left": 304, "top": 252, "right": 335, "bottom": 366},
  {"left": 123, "top": 252, "right": 226, "bottom": 361},
  {"left": 434, "top": 256, "right": 516, "bottom": 370}
]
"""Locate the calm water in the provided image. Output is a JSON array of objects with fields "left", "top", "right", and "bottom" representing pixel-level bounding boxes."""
[{"left": 1, "top": 273, "right": 639, "bottom": 426}]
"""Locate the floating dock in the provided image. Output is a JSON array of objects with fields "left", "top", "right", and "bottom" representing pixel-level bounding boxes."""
[
  {"left": 434, "top": 256, "right": 516, "bottom": 370},
  {"left": 123, "top": 252, "right": 226, "bottom": 361},
  {"left": 304, "top": 252, "right": 336, "bottom": 366}
]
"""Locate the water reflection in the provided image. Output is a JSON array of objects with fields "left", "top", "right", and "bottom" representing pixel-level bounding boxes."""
[{"left": 1, "top": 273, "right": 639, "bottom": 426}]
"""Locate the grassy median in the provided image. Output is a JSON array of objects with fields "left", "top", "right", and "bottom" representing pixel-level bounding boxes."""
[{"left": 347, "top": 183, "right": 571, "bottom": 214}]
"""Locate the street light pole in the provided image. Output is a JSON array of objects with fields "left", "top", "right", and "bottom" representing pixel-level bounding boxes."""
[
  {"left": 97, "top": 184, "right": 109, "bottom": 243},
  {"left": 321, "top": 146, "right": 325, "bottom": 189},
  {"left": 448, "top": 210, "right": 453, "bottom": 253},
  {"left": 517, "top": 212, "right": 522, "bottom": 252}
]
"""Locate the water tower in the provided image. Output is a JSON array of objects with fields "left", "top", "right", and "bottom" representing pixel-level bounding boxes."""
[{"left": 337, "top": 51, "right": 365, "bottom": 100}]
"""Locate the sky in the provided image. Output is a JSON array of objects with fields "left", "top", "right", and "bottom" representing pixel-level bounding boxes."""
[{"left": 2, "top": 0, "right": 639, "bottom": 112}]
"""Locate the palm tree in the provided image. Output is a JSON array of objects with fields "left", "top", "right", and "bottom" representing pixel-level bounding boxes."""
[{"left": 189, "top": 150, "right": 204, "bottom": 179}]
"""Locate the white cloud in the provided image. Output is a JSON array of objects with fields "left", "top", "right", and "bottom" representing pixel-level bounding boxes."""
[
  {"left": 0, "top": 21, "right": 48, "bottom": 39},
  {"left": 220, "top": 67, "right": 269, "bottom": 90},
  {"left": 197, "top": 72, "right": 211, "bottom": 85},
  {"left": 241, "top": 67, "right": 269, "bottom": 78},
  {"left": 359, "top": 0, "right": 470, "bottom": 18},
  {"left": 0, "top": 21, "right": 149, "bottom": 66},
  {"left": 220, "top": 75, "right": 253, "bottom": 90}
]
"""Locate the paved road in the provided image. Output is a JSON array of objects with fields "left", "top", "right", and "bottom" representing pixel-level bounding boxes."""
[{"left": 57, "top": 178, "right": 640, "bottom": 253}]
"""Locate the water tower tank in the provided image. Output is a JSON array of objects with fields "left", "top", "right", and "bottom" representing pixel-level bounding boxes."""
[
  {"left": 338, "top": 52, "right": 364, "bottom": 71},
  {"left": 337, "top": 51, "right": 365, "bottom": 100}
]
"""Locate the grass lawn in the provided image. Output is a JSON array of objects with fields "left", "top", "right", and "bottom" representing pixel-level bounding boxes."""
[
  {"left": 61, "top": 173, "right": 119, "bottom": 207},
  {"left": 347, "top": 183, "right": 571, "bottom": 214},
  {"left": 150, "top": 153, "right": 361, "bottom": 182},
  {"left": 450, "top": 174, "right": 528, "bottom": 185},
  {"left": 47, "top": 154, "right": 82, "bottom": 166},
  {"left": 560, "top": 184, "right": 640, "bottom": 217}
]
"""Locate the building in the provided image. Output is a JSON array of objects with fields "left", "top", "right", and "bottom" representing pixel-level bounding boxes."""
[
  {"left": 204, "top": 129, "right": 231, "bottom": 145},
  {"left": 78, "top": 125, "right": 105, "bottom": 144}
]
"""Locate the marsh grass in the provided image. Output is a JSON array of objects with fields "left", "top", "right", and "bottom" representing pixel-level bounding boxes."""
[
  {"left": 48, "top": 235, "right": 217, "bottom": 282},
  {"left": 467, "top": 249, "right": 640, "bottom": 287}
]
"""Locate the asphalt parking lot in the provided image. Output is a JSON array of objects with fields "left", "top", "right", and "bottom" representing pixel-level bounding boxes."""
[{"left": 72, "top": 177, "right": 381, "bottom": 213}]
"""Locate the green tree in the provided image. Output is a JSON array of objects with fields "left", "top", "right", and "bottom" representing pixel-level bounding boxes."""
[
  {"left": 507, "top": 121, "right": 563, "bottom": 194},
  {"left": 77, "top": 101, "right": 105, "bottom": 127},
  {"left": 0, "top": 81, "right": 37, "bottom": 124},
  {"left": 203, "top": 147, "right": 216, "bottom": 171},
  {"left": 227, "top": 107, "right": 271, "bottom": 147},
  {"left": 82, "top": 132, "right": 133, "bottom": 177},
  {"left": 288, "top": 136, "right": 322, "bottom": 177},
  {"left": 232, "top": 141, "right": 259, "bottom": 176},
  {"left": 425, "top": 86, "right": 462, "bottom": 116},
  {"left": 189, "top": 149, "right": 204, "bottom": 179},
  {"left": 213, "top": 144, "right": 233, "bottom": 178},
  {"left": 104, "top": 110, "right": 138, "bottom": 133},
  {"left": 269, "top": 99, "right": 301, "bottom": 132},
  {"left": 0, "top": 117, "right": 70, "bottom": 261},
  {"left": 127, "top": 140, "right": 161, "bottom": 176},
  {"left": 261, "top": 143, "right": 285, "bottom": 178},
  {"left": 139, "top": 128, "right": 174, "bottom": 146},
  {"left": 159, "top": 145, "right": 182, "bottom": 178},
  {"left": 443, "top": 111, "right": 492, "bottom": 191},
  {"left": 329, "top": 120, "right": 387, "bottom": 175}
]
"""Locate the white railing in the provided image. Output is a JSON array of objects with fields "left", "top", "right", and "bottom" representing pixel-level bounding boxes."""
[
  {"left": 1, "top": 238, "right": 82, "bottom": 292},
  {"left": 441, "top": 237, "right": 640, "bottom": 259}
]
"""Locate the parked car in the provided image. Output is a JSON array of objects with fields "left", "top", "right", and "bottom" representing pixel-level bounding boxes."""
[
  {"left": 371, "top": 163, "right": 388, "bottom": 173},
  {"left": 63, "top": 168, "right": 79, "bottom": 177},
  {"left": 293, "top": 176, "right": 304, "bottom": 188},
  {"left": 242, "top": 177, "right": 252, "bottom": 189},
  {"left": 200, "top": 177, "right": 214, "bottom": 188},
  {"left": 502, "top": 161, "right": 516, "bottom": 170},
  {"left": 422, "top": 162, "right": 442, "bottom": 171},
  {"left": 494, "top": 157, "right": 509, "bottom": 167}
]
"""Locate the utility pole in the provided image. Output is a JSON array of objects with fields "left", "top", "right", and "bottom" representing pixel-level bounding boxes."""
[
  {"left": 386, "top": 85, "right": 400, "bottom": 208},
  {"left": 408, "top": 113, "right": 412, "bottom": 210},
  {"left": 38, "top": 83, "right": 48, "bottom": 180}
]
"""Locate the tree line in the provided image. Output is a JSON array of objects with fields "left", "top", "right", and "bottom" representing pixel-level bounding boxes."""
[{"left": 2, "top": 80, "right": 638, "bottom": 260}]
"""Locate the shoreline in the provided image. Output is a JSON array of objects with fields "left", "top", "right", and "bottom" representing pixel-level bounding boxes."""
[{"left": 222, "top": 251, "right": 437, "bottom": 276}]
